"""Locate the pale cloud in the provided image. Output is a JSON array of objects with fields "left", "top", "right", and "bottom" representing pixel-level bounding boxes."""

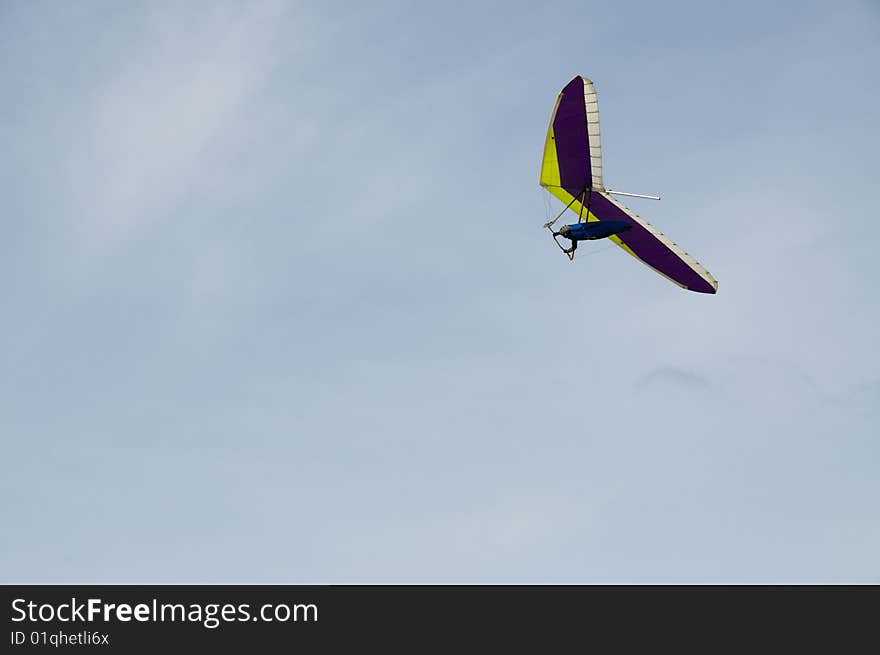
[{"left": 62, "top": 1, "right": 289, "bottom": 252}]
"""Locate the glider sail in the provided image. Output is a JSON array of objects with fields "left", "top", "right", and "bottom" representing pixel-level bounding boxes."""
[{"left": 540, "top": 76, "right": 718, "bottom": 294}]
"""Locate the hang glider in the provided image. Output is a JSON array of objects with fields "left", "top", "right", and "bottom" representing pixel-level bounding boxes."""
[{"left": 540, "top": 75, "right": 718, "bottom": 294}]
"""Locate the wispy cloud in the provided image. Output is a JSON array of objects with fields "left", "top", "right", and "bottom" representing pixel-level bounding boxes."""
[{"left": 61, "top": 1, "right": 288, "bottom": 253}]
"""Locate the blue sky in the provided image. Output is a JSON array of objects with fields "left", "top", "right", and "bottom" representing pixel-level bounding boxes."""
[{"left": 2, "top": 0, "right": 878, "bottom": 582}]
